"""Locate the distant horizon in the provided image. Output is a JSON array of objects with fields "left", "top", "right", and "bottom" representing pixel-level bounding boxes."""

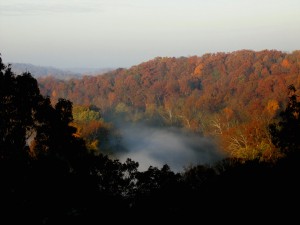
[
  {"left": 8, "top": 61, "right": 116, "bottom": 71},
  {"left": 3, "top": 48, "right": 299, "bottom": 71},
  {"left": 6, "top": 61, "right": 117, "bottom": 76},
  {"left": 1, "top": 0, "right": 299, "bottom": 68}
]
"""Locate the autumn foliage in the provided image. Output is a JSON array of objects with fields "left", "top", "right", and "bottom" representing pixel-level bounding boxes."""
[
  {"left": 38, "top": 50, "right": 300, "bottom": 161},
  {"left": 1, "top": 53, "right": 300, "bottom": 223}
]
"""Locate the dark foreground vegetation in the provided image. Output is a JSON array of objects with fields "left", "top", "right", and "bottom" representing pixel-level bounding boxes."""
[{"left": 1, "top": 55, "right": 299, "bottom": 223}]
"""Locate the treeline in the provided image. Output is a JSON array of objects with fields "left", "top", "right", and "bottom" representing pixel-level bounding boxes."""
[
  {"left": 1, "top": 54, "right": 300, "bottom": 223},
  {"left": 38, "top": 50, "right": 300, "bottom": 161}
]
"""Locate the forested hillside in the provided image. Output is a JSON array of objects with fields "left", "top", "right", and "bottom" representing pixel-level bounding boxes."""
[
  {"left": 38, "top": 49, "right": 300, "bottom": 161},
  {"left": 1, "top": 54, "right": 299, "bottom": 223}
]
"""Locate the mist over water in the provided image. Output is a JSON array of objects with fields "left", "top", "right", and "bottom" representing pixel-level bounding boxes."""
[{"left": 116, "top": 123, "right": 226, "bottom": 172}]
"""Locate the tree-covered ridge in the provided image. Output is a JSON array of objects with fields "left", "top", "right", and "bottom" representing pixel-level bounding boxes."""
[
  {"left": 39, "top": 49, "right": 300, "bottom": 116},
  {"left": 1, "top": 54, "right": 299, "bottom": 223},
  {"left": 38, "top": 49, "right": 300, "bottom": 161}
]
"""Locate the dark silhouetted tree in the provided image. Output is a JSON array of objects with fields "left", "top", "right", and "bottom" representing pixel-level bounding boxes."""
[{"left": 269, "top": 84, "right": 300, "bottom": 155}]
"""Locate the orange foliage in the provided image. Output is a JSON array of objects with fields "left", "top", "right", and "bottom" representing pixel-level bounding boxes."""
[
  {"left": 37, "top": 49, "right": 300, "bottom": 161},
  {"left": 266, "top": 99, "right": 279, "bottom": 116},
  {"left": 223, "top": 107, "right": 234, "bottom": 121},
  {"left": 281, "top": 59, "right": 290, "bottom": 68}
]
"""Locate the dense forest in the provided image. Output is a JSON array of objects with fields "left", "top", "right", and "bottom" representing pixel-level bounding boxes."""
[
  {"left": 1, "top": 52, "right": 300, "bottom": 223},
  {"left": 38, "top": 49, "right": 300, "bottom": 162}
]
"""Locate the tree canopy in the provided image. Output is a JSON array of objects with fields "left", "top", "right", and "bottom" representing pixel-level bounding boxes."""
[
  {"left": 38, "top": 50, "right": 300, "bottom": 161},
  {"left": 1, "top": 54, "right": 299, "bottom": 224}
]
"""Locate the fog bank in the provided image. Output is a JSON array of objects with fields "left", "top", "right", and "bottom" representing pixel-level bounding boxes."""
[{"left": 116, "top": 124, "right": 226, "bottom": 172}]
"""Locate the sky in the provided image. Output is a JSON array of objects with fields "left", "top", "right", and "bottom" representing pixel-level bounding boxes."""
[{"left": 1, "top": 0, "right": 300, "bottom": 69}]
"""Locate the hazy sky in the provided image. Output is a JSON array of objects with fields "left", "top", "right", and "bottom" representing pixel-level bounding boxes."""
[{"left": 1, "top": 0, "right": 300, "bottom": 68}]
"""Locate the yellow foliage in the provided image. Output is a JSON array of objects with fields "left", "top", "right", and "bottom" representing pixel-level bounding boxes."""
[
  {"left": 193, "top": 64, "right": 204, "bottom": 77},
  {"left": 88, "top": 140, "right": 99, "bottom": 151}
]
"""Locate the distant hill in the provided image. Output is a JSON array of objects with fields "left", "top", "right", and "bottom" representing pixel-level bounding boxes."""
[
  {"left": 9, "top": 63, "right": 81, "bottom": 80},
  {"left": 9, "top": 63, "right": 115, "bottom": 80},
  {"left": 63, "top": 67, "right": 115, "bottom": 76}
]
